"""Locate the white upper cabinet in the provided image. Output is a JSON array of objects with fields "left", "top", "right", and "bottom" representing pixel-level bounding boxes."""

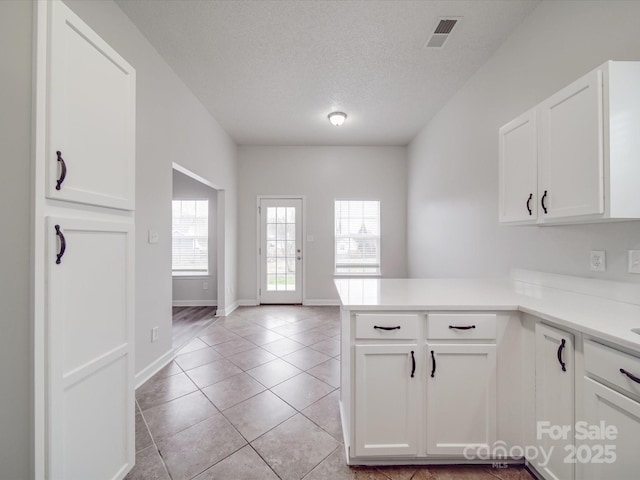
[
  {"left": 46, "top": 0, "right": 136, "bottom": 210},
  {"left": 499, "top": 61, "right": 640, "bottom": 225},
  {"left": 499, "top": 109, "right": 538, "bottom": 224},
  {"left": 539, "top": 68, "right": 604, "bottom": 221}
]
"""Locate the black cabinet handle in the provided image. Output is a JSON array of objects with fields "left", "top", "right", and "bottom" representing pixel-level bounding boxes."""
[
  {"left": 541, "top": 190, "right": 548, "bottom": 214},
  {"left": 448, "top": 325, "right": 476, "bottom": 330},
  {"left": 55, "top": 151, "right": 67, "bottom": 191},
  {"left": 55, "top": 224, "right": 66, "bottom": 264},
  {"left": 373, "top": 325, "right": 401, "bottom": 331},
  {"left": 410, "top": 351, "right": 415, "bottom": 378},
  {"left": 557, "top": 338, "right": 566, "bottom": 372},
  {"left": 620, "top": 368, "right": 640, "bottom": 384},
  {"left": 430, "top": 350, "right": 436, "bottom": 378},
  {"left": 526, "top": 193, "right": 533, "bottom": 215}
]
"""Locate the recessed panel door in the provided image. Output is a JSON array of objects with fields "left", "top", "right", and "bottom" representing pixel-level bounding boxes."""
[
  {"left": 539, "top": 69, "right": 604, "bottom": 219},
  {"left": 46, "top": 217, "right": 134, "bottom": 480},
  {"left": 259, "top": 198, "right": 303, "bottom": 304},
  {"left": 46, "top": 0, "right": 136, "bottom": 210}
]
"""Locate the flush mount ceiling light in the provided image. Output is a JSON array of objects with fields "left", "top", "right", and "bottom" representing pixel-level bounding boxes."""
[{"left": 328, "top": 111, "right": 347, "bottom": 127}]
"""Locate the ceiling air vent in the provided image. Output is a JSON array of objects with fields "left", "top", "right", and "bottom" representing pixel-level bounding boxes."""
[{"left": 425, "top": 17, "right": 460, "bottom": 48}]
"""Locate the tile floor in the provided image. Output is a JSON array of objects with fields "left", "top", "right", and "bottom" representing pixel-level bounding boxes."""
[{"left": 127, "top": 306, "right": 535, "bottom": 480}]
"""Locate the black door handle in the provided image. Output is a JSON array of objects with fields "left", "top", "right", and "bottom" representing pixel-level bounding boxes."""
[
  {"left": 448, "top": 325, "right": 476, "bottom": 330},
  {"left": 541, "top": 190, "right": 548, "bottom": 214},
  {"left": 557, "top": 338, "right": 566, "bottom": 372},
  {"left": 373, "top": 325, "right": 401, "bottom": 331},
  {"left": 526, "top": 193, "right": 533, "bottom": 215},
  {"left": 430, "top": 350, "right": 436, "bottom": 378},
  {"left": 410, "top": 351, "right": 415, "bottom": 378},
  {"left": 620, "top": 369, "right": 640, "bottom": 384},
  {"left": 55, "top": 151, "right": 67, "bottom": 191},
  {"left": 55, "top": 224, "right": 66, "bottom": 264}
]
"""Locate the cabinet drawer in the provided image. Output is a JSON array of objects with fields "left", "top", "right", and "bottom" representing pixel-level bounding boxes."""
[
  {"left": 355, "top": 314, "right": 420, "bottom": 340},
  {"left": 584, "top": 340, "right": 640, "bottom": 399},
  {"left": 427, "top": 313, "right": 496, "bottom": 340}
]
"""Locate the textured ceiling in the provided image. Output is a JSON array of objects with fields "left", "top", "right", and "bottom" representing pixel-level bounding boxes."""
[{"left": 115, "top": 0, "right": 539, "bottom": 146}]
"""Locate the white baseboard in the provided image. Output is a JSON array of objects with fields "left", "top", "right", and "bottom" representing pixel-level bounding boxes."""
[
  {"left": 135, "top": 348, "right": 176, "bottom": 389},
  {"left": 172, "top": 300, "right": 217, "bottom": 307},
  {"left": 216, "top": 300, "right": 241, "bottom": 317},
  {"left": 303, "top": 299, "right": 341, "bottom": 306},
  {"left": 237, "top": 299, "right": 259, "bottom": 306}
]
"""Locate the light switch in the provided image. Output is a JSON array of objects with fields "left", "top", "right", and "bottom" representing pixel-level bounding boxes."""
[
  {"left": 629, "top": 250, "right": 640, "bottom": 274},
  {"left": 148, "top": 230, "right": 159, "bottom": 244}
]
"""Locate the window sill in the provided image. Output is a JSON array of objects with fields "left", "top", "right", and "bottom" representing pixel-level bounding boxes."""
[
  {"left": 333, "top": 273, "right": 382, "bottom": 278},
  {"left": 172, "top": 272, "right": 210, "bottom": 279}
]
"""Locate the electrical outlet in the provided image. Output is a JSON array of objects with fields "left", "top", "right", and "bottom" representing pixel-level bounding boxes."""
[
  {"left": 151, "top": 326, "right": 159, "bottom": 342},
  {"left": 203, "top": 281, "right": 208, "bottom": 290},
  {"left": 629, "top": 250, "right": 640, "bottom": 274},
  {"left": 590, "top": 250, "right": 606, "bottom": 272}
]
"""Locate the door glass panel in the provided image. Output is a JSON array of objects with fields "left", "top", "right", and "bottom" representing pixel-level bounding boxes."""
[{"left": 266, "top": 206, "right": 296, "bottom": 291}]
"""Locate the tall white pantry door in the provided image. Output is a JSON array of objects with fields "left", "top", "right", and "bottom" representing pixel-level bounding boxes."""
[{"left": 35, "top": 1, "right": 136, "bottom": 478}]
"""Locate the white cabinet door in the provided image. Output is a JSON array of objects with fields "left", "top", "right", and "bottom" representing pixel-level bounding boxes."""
[
  {"left": 426, "top": 344, "right": 496, "bottom": 455},
  {"left": 535, "top": 323, "right": 574, "bottom": 480},
  {"left": 499, "top": 109, "right": 538, "bottom": 223},
  {"left": 539, "top": 69, "right": 604, "bottom": 220},
  {"left": 46, "top": 0, "right": 135, "bottom": 210},
  {"left": 354, "top": 344, "right": 419, "bottom": 457},
  {"left": 46, "top": 217, "right": 134, "bottom": 480},
  {"left": 582, "top": 377, "right": 640, "bottom": 480}
]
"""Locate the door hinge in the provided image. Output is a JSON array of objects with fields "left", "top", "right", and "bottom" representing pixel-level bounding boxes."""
[
  {"left": 258, "top": 206, "right": 261, "bottom": 214},
  {"left": 259, "top": 247, "right": 261, "bottom": 255},
  {"left": 259, "top": 288, "right": 261, "bottom": 296}
]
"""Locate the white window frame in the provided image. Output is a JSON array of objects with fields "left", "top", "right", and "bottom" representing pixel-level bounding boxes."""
[
  {"left": 334, "top": 199, "right": 381, "bottom": 276},
  {"left": 172, "top": 199, "right": 209, "bottom": 276}
]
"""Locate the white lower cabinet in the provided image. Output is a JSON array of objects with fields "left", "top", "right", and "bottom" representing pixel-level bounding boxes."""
[
  {"left": 426, "top": 344, "right": 497, "bottom": 455},
  {"left": 580, "top": 340, "right": 640, "bottom": 480},
  {"left": 535, "top": 323, "right": 575, "bottom": 480},
  {"left": 46, "top": 217, "right": 134, "bottom": 479},
  {"left": 581, "top": 378, "right": 640, "bottom": 480},
  {"left": 350, "top": 312, "right": 500, "bottom": 461},
  {"left": 354, "top": 344, "right": 419, "bottom": 457}
]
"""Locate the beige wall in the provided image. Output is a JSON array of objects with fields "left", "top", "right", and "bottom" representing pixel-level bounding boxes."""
[
  {"left": 64, "top": 0, "right": 238, "bottom": 375},
  {"left": 0, "top": 2, "right": 34, "bottom": 477},
  {"left": 408, "top": 0, "right": 640, "bottom": 282},
  {"left": 238, "top": 146, "right": 408, "bottom": 303}
]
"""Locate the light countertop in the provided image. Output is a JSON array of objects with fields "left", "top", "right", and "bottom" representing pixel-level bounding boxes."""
[{"left": 334, "top": 277, "right": 640, "bottom": 352}]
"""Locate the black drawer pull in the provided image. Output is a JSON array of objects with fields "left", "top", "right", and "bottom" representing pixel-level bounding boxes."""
[
  {"left": 55, "top": 224, "right": 66, "bottom": 264},
  {"left": 430, "top": 350, "right": 436, "bottom": 378},
  {"left": 526, "top": 193, "right": 533, "bottom": 215},
  {"left": 374, "top": 325, "right": 401, "bottom": 331},
  {"left": 620, "top": 368, "right": 640, "bottom": 384},
  {"left": 410, "top": 351, "right": 415, "bottom": 378},
  {"left": 448, "top": 325, "right": 476, "bottom": 330},
  {"left": 557, "top": 338, "right": 566, "bottom": 372},
  {"left": 55, "top": 151, "right": 67, "bottom": 191},
  {"left": 541, "top": 190, "right": 548, "bottom": 214}
]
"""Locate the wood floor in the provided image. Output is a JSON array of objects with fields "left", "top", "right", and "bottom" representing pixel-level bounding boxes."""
[{"left": 172, "top": 306, "right": 217, "bottom": 349}]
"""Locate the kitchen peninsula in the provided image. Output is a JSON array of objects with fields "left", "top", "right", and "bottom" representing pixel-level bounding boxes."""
[{"left": 335, "top": 270, "right": 640, "bottom": 480}]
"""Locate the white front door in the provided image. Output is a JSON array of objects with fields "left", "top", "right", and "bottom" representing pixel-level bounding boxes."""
[{"left": 259, "top": 198, "right": 303, "bottom": 304}]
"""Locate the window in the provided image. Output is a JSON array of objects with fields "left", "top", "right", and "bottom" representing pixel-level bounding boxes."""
[
  {"left": 335, "top": 200, "right": 380, "bottom": 274},
  {"left": 172, "top": 200, "right": 208, "bottom": 274}
]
